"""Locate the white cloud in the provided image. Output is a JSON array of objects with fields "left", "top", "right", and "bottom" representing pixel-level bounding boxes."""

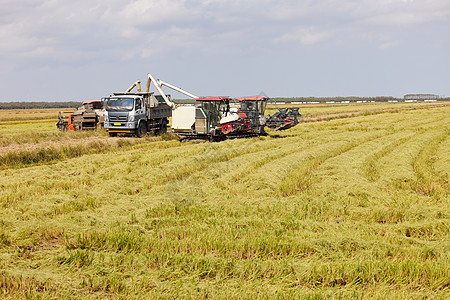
[
  {"left": 0, "top": 0, "right": 449, "bottom": 100},
  {"left": 379, "top": 41, "right": 400, "bottom": 49},
  {"left": 275, "top": 27, "right": 331, "bottom": 46},
  {"left": 1, "top": 0, "right": 449, "bottom": 63},
  {"left": 356, "top": 0, "right": 450, "bottom": 26}
]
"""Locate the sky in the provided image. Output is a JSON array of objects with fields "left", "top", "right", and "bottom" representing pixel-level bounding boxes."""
[{"left": 0, "top": 0, "right": 449, "bottom": 101}]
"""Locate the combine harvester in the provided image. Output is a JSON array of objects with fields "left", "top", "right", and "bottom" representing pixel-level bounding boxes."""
[
  {"left": 56, "top": 100, "right": 104, "bottom": 131},
  {"left": 171, "top": 95, "right": 302, "bottom": 141},
  {"left": 102, "top": 73, "right": 302, "bottom": 141},
  {"left": 172, "top": 96, "right": 269, "bottom": 142}
]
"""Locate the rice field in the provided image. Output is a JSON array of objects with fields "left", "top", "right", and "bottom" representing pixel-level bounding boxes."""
[
  {"left": 0, "top": 108, "right": 67, "bottom": 123},
  {"left": 0, "top": 102, "right": 449, "bottom": 299}
]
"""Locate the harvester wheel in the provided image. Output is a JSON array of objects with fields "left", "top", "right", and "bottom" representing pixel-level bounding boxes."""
[
  {"left": 259, "top": 126, "right": 268, "bottom": 136},
  {"left": 136, "top": 121, "right": 147, "bottom": 138}
]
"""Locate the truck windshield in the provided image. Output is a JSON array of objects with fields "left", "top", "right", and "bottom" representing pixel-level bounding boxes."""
[{"left": 106, "top": 98, "right": 134, "bottom": 111}]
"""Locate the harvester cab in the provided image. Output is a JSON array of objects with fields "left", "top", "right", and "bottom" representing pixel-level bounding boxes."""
[
  {"left": 198, "top": 97, "right": 232, "bottom": 130},
  {"left": 173, "top": 97, "right": 232, "bottom": 141},
  {"left": 220, "top": 96, "right": 269, "bottom": 136}
]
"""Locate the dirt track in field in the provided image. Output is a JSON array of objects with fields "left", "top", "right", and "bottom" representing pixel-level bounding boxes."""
[{"left": 0, "top": 136, "right": 132, "bottom": 156}]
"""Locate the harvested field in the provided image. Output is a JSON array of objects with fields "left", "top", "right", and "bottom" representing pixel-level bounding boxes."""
[
  {"left": 0, "top": 102, "right": 449, "bottom": 298},
  {"left": 0, "top": 108, "right": 65, "bottom": 122}
]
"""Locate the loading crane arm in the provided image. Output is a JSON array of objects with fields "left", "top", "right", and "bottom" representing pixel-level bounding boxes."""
[
  {"left": 146, "top": 73, "right": 198, "bottom": 108},
  {"left": 126, "top": 80, "right": 142, "bottom": 93}
]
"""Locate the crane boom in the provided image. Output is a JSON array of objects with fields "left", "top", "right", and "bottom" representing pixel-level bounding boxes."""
[
  {"left": 126, "top": 80, "right": 142, "bottom": 93},
  {"left": 158, "top": 79, "right": 198, "bottom": 99},
  {"left": 146, "top": 73, "right": 198, "bottom": 108},
  {"left": 147, "top": 73, "right": 174, "bottom": 108}
]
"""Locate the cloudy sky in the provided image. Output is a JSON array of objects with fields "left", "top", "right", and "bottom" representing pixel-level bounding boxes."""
[{"left": 0, "top": 0, "right": 449, "bottom": 101}]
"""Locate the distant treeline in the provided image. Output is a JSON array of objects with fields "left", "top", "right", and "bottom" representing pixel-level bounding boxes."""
[
  {"left": 0, "top": 101, "right": 82, "bottom": 109},
  {"left": 1, "top": 97, "right": 448, "bottom": 109},
  {"left": 271, "top": 96, "right": 450, "bottom": 103},
  {"left": 270, "top": 96, "right": 398, "bottom": 103},
  {"left": 174, "top": 96, "right": 406, "bottom": 104}
]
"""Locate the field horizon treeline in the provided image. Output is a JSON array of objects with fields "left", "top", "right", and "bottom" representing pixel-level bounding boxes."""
[
  {"left": 1, "top": 96, "right": 449, "bottom": 109},
  {"left": 0, "top": 101, "right": 82, "bottom": 110}
]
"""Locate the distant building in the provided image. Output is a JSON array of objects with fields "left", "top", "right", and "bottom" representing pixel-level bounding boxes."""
[{"left": 404, "top": 94, "right": 439, "bottom": 100}]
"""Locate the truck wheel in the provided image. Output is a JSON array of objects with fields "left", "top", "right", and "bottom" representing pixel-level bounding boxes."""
[
  {"left": 160, "top": 119, "right": 168, "bottom": 134},
  {"left": 136, "top": 121, "right": 147, "bottom": 138},
  {"left": 109, "top": 132, "right": 117, "bottom": 137}
]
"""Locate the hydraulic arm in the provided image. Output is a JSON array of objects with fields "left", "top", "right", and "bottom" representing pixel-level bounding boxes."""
[{"left": 146, "top": 73, "right": 198, "bottom": 108}]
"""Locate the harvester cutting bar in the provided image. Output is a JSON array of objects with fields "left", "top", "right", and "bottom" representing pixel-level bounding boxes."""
[{"left": 266, "top": 107, "right": 302, "bottom": 131}]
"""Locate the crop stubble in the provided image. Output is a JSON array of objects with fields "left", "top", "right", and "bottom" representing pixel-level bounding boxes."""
[{"left": 0, "top": 103, "right": 449, "bottom": 298}]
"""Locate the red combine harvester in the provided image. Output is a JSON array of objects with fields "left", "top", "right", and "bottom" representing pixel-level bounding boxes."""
[
  {"left": 173, "top": 96, "right": 270, "bottom": 142},
  {"left": 220, "top": 96, "right": 268, "bottom": 137}
]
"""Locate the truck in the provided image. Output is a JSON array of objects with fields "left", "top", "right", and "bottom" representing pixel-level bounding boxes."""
[
  {"left": 56, "top": 100, "right": 105, "bottom": 131},
  {"left": 104, "top": 92, "right": 171, "bottom": 137},
  {"left": 103, "top": 73, "right": 197, "bottom": 137}
]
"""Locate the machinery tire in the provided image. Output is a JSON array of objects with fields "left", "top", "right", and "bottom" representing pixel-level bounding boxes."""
[
  {"left": 109, "top": 132, "right": 117, "bottom": 137},
  {"left": 159, "top": 119, "right": 168, "bottom": 135},
  {"left": 210, "top": 135, "right": 222, "bottom": 142},
  {"left": 259, "top": 126, "right": 268, "bottom": 136},
  {"left": 136, "top": 121, "right": 147, "bottom": 138}
]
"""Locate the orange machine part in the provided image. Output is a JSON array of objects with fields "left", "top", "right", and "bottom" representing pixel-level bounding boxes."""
[{"left": 68, "top": 114, "right": 74, "bottom": 131}]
